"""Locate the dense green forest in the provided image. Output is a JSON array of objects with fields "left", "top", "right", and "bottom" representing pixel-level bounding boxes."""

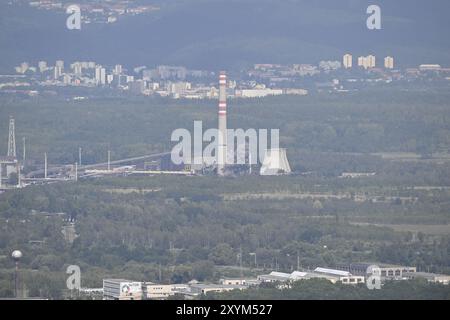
[
  {"left": 0, "top": 174, "right": 449, "bottom": 298},
  {"left": 0, "top": 90, "right": 449, "bottom": 299}
]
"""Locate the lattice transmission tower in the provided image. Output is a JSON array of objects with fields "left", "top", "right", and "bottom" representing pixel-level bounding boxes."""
[{"left": 7, "top": 117, "right": 16, "bottom": 158}]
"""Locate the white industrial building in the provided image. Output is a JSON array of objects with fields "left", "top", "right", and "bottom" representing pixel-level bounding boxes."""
[
  {"left": 144, "top": 283, "right": 189, "bottom": 300},
  {"left": 189, "top": 284, "right": 246, "bottom": 295},
  {"left": 313, "top": 267, "right": 365, "bottom": 284},
  {"left": 103, "top": 279, "right": 143, "bottom": 300},
  {"left": 219, "top": 277, "right": 260, "bottom": 287},
  {"left": 334, "top": 263, "right": 417, "bottom": 280},
  {"left": 403, "top": 272, "right": 450, "bottom": 285},
  {"left": 238, "top": 88, "right": 283, "bottom": 98},
  {"left": 258, "top": 269, "right": 364, "bottom": 285}
]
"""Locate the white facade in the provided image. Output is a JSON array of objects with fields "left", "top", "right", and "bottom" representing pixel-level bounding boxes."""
[
  {"left": 38, "top": 61, "right": 48, "bottom": 73},
  {"left": 54, "top": 66, "right": 63, "bottom": 79},
  {"left": 358, "top": 55, "right": 376, "bottom": 69},
  {"left": 168, "top": 82, "right": 191, "bottom": 95},
  {"left": 403, "top": 272, "right": 450, "bottom": 285},
  {"left": 220, "top": 278, "right": 258, "bottom": 286},
  {"left": 95, "top": 66, "right": 106, "bottom": 85},
  {"left": 145, "top": 284, "right": 189, "bottom": 299},
  {"left": 343, "top": 54, "right": 353, "bottom": 69},
  {"left": 240, "top": 88, "right": 283, "bottom": 98},
  {"left": 419, "top": 64, "right": 441, "bottom": 71},
  {"left": 258, "top": 269, "right": 364, "bottom": 285},
  {"left": 103, "top": 279, "right": 143, "bottom": 300},
  {"left": 190, "top": 284, "right": 246, "bottom": 295},
  {"left": 284, "top": 88, "right": 308, "bottom": 96},
  {"left": 114, "top": 64, "right": 123, "bottom": 75},
  {"left": 384, "top": 56, "right": 394, "bottom": 69}
]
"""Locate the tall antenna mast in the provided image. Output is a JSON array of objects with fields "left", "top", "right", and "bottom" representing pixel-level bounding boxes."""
[
  {"left": 7, "top": 117, "right": 16, "bottom": 158},
  {"left": 78, "top": 147, "right": 82, "bottom": 167}
]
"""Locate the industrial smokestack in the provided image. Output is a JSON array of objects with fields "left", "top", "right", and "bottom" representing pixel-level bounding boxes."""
[{"left": 217, "top": 71, "right": 227, "bottom": 176}]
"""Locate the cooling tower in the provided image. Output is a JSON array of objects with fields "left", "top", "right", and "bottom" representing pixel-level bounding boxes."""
[{"left": 260, "top": 148, "right": 292, "bottom": 176}]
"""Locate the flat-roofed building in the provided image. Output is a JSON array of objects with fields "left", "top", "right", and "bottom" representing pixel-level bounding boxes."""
[
  {"left": 220, "top": 277, "right": 260, "bottom": 286},
  {"left": 403, "top": 272, "right": 450, "bottom": 285},
  {"left": 258, "top": 270, "right": 364, "bottom": 285},
  {"left": 257, "top": 271, "right": 292, "bottom": 283},
  {"left": 335, "top": 263, "right": 416, "bottom": 280},
  {"left": 103, "top": 279, "right": 143, "bottom": 300},
  {"left": 144, "top": 283, "right": 189, "bottom": 299},
  {"left": 189, "top": 284, "right": 246, "bottom": 295},
  {"left": 239, "top": 88, "right": 283, "bottom": 98},
  {"left": 419, "top": 64, "right": 441, "bottom": 71},
  {"left": 313, "top": 267, "right": 365, "bottom": 285}
]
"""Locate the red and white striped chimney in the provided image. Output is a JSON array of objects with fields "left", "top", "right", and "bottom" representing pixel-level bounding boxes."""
[{"left": 217, "top": 71, "right": 227, "bottom": 175}]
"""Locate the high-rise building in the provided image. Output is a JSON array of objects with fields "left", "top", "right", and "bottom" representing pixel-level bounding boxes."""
[
  {"left": 55, "top": 60, "right": 64, "bottom": 68},
  {"left": 367, "top": 55, "right": 376, "bottom": 68},
  {"left": 54, "top": 60, "right": 64, "bottom": 79},
  {"left": 38, "top": 61, "right": 48, "bottom": 73},
  {"left": 107, "top": 74, "right": 114, "bottom": 84},
  {"left": 384, "top": 56, "right": 394, "bottom": 69},
  {"left": 357, "top": 55, "right": 376, "bottom": 69},
  {"left": 72, "top": 62, "right": 82, "bottom": 76},
  {"left": 63, "top": 74, "right": 71, "bottom": 85},
  {"left": 54, "top": 67, "right": 62, "bottom": 79},
  {"left": 357, "top": 56, "right": 365, "bottom": 68},
  {"left": 95, "top": 66, "right": 106, "bottom": 85},
  {"left": 114, "top": 64, "right": 123, "bottom": 75},
  {"left": 17, "top": 62, "right": 29, "bottom": 74},
  {"left": 343, "top": 54, "right": 352, "bottom": 69}
]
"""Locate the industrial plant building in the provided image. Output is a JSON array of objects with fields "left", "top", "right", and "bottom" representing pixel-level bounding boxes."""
[
  {"left": 257, "top": 269, "right": 364, "bottom": 285},
  {"left": 334, "top": 263, "right": 417, "bottom": 280},
  {"left": 103, "top": 279, "right": 144, "bottom": 300}
]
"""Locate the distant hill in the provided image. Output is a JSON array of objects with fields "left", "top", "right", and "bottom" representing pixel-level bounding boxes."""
[{"left": 0, "top": 0, "right": 449, "bottom": 72}]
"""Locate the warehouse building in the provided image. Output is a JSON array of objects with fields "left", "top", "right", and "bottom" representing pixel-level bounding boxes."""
[
  {"left": 103, "top": 279, "right": 143, "bottom": 300},
  {"left": 335, "top": 263, "right": 416, "bottom": 280},
  {"left": 403, "top": 272, "right": 450, "bottom": 285},
  {"left": 189, "top": 284, "right": 246, "bottom": 295},
  {"left": 143, "top": 283, "right": 189, "bottom": 300},
  {"left": 258, "top": 269, "right": 364, "bottom": 285}
]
